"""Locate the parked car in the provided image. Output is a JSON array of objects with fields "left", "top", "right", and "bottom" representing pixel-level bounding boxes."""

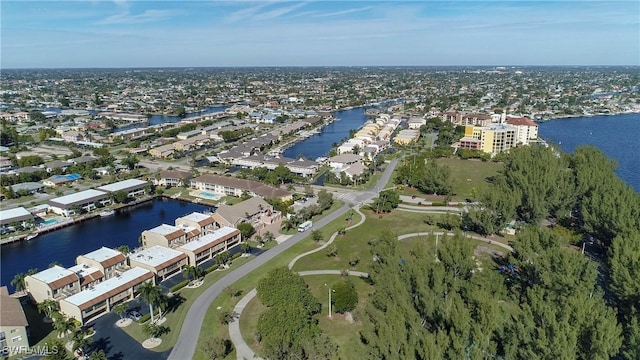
[{"left": 127, "top": 310, "right": 142, "bottom": 321}]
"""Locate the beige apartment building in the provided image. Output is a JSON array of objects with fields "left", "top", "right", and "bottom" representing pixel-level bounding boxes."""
[
  {"left": 0, "top": 286, "right": 29, "bottom": 355},
  {"left": 175, "top": 212, "right": 218, "bottom": 234},
  {"left": 76, "top": 247, "right": 127, "bottom": 280},
  {"left": 128, "top": 246, "right": 187, "bottom": 282},
  {"left": 177, "top": 226, "right": 241, "bottom": 266},
  {"left": 59, "top": 267, "right": 154, "bottom": 325},
  {"left": 24, "top": 266, "right": 80, "bottom": 304}
]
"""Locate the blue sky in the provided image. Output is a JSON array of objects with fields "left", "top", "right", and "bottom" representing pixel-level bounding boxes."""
[{"left": 1, "top": 1, "right": 638, "bottom": 68}]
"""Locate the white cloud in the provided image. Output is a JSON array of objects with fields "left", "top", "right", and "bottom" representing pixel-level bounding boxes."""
[
  {"left": 313, "top": 6, "right": 373, "bottom": 18},
  {"left": 252, "top": 2, "right": 310, "bottom": 21},
  {"left": 97, "top": 9, "right": 178, "bottom": 25}
]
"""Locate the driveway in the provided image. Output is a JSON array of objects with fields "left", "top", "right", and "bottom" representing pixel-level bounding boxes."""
[{"left": 87, "top": 312, "right": 171, "bottom": 360}]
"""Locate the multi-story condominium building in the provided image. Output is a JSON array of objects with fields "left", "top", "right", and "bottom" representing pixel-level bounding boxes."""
[
  {"left": 97, "top": 179, "right": 148, "bottom": 198},
  {"left": 47, "top": 189, "right": 110, "bottom": 217},
  {"left": 59, "top": 267, "right": 154, "bottom": 325},
  {"left": 0, "top": 286, "right": 29, "bottom": 356},
  {"left": 153, "top": 170, "right": 192, "bottom": 187},
  {"left": 128, "top": 246, "right": 187, "bottom": 282},
  {"left": 141, "top": 224, "right": 190, "bottom": 249},
  {"left": 24, "top": 266, "right": 80, "bottom": 303},
  {"left": 175, "top": 212, "right": 218, "bottom": 234},
  {"left": 76, "top": 247, "right": 127, "bottom": 280},
  {"left": 480, "top": 125, "right": 517, "bottom": 154},
  {"left": 393, "top": 129, "right": 420, "bottom": 145},
  {"left": 190, "top": 173, "right": 292, "bottom": 201},
  {"left": 460, "top": 124, "right": 517, "bottom": 155},
  {"left": 506, "top": 117, "right": 539, "bottom": 145},
  {"left": 176, "top": 227, "right": 241, "bottom": 266},
  {"left": 67, "top": 264, "right": 104, "bottom": 291}
]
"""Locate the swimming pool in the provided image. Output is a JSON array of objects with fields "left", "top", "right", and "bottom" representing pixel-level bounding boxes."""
[
  {"left": 42, "top": 219, "right": 59, "bottom": 226},
  {"left": 198, "top": 191, "right": 222, "bottom": 200}
]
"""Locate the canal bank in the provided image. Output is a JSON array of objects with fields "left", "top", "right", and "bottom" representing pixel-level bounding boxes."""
[{"left": 0, "top": 198, "right": 210, "bottom": 291}]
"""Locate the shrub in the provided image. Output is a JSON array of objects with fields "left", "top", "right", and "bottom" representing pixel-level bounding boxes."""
[
  {"left": 231, "top": 253, "right": 241, "bottom": 261},
  {"left": 138, "top": 313, "right": 151, "bottom": 324},
  {"left": 326, "top": 244, "right": 338, "bottom": 257},
  {"left": 170, "top": 280, "right": 189, "bottom": 293}
]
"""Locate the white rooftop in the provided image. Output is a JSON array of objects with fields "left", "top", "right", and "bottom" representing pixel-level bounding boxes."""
[
  {"left": 78, "top": 247, "right": 123, "bottom": 263},
  {"left": 30, "top": 265, "right": 76, "bottom": 284},
  {"left": 146, "top": 223, "right": 182, "bottom": 236},
  {"left": 68, "top": 264, "right": 102, "bottom": 277},
  {"left": 130, "top": 246, "right": 185, "bottom": 268},
  {"left": 0, "top": 207, "right": 32, "bottom": 221},
  {"left": 62, "top": 267, "right": 152, "bottom": 306},
  {"left": 97, "top": 179, "right": 147, "bottom": 193},
  {"left": 49, "top": 189, "right": 107, "bottom": 205},
  {"left": 178, "top": 226, "right": 237, "bottom": 252},
  {"left": 177, "top": 212, "right": 211, "bottom": 223}
]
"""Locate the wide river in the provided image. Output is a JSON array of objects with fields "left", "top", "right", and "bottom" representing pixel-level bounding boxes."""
[
  {"left": 1, "top": 199, "right": 209, "bottom": 291},
  {"left": 538, "top": 113, "right": 639, "bottom": 192}
]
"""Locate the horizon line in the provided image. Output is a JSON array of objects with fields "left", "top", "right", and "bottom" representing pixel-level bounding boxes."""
[{"left": 2, "top": 64, "right": 639, "bottom": 70}]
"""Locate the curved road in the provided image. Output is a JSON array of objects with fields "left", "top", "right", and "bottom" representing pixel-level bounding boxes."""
[{"left": 167, "top": 159, "right": 398, "bottom": 360}]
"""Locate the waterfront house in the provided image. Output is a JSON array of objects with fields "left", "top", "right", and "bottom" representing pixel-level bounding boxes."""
[
  {"left": 176, "top": 227, "right": 241, "bottom": 266},
  {"left": 47, "top": 189, "right": 110, "bottom": 217},
  {"left": 128, "top": 246, "right": 187, "bottom": 282},
  {"left": 24, "top": 266, "right": 80, "bottom": 303},
  {"left": 154, "top": 170, "right": 192, "bottom": 187},
  {"left": 190, "top": 173, "right": 292, "bottom": 201},
  {"left": 0, "top": 207, "right": 34, "bottom": 227},
  {"left": 0, "top": 286, "right": 29, "bottom": 355},
  {"left": 58, "top": 267, "right": 154, "bottom": 325},
  {"left": 327, "top": 154, "right": 362, "bottom": 171},
  {"left": 97, "top": 179, "right": 148, "bottom": 198},
  {"left": 76, "top": 247, "right": 128, "bottom": 280}
]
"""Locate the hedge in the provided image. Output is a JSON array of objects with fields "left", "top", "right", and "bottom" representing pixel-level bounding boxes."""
[
  {"left": 170, "top": 280, "right": 189, "bottom": 292},
  {"left": 138, "top": 313, "right": 151, "bottom": 324}
]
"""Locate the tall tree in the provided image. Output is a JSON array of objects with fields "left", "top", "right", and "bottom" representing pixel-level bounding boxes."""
[{"left": 138, "top": 281, "right": 162, "bottom": 324}]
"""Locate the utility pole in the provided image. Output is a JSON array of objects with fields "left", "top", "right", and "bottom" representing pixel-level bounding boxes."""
[{"left": 324, "top": 283, "right": 334, "bottom": 318}]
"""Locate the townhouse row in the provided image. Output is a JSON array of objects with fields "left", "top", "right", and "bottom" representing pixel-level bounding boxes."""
[{"left": 23, "top": 210, "right": 242, "bottom": 325}]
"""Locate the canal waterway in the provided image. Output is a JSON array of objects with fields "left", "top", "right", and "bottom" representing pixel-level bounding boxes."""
[
  {"left": 538, "top": 113, "right": 640, "bottom": 192},
  {"left": 1, "top": 199, "right": 209, "bottom": 291},
  {"left": 283, "top": 100, "right": 405, "bottom": 160}
]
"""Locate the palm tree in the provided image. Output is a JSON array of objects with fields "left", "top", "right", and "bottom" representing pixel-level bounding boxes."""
[
  {"left": 37, "top": 299, "right": 59, "bottom": 321},
  {"left": 116, "top": 245, "right": 130, "bottom": 255},
  {"left": 11, "top": 272, "right": 26, "bottom": 293},
  {"left": 112, "top": 302, "right": 129, "bottom": 321},
  {"left": 155, "top": 294, "right": 169, "bottom": 321},
  {"left": 138, "top": 282, "right": 162, "bottom": 324},
  {"left": 183, "top": 265, "right": 196, "bottom": 284},
  {"left": 52, "top": 312, "right": 76, "bottom": 342},
  {"left": 71, "top": 328, "right": 92, "bottom": 358}
]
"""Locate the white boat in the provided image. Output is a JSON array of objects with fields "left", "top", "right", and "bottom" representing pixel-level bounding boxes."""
[
  {"left": 25, "top": 233, "right": 39, "bottom": 241},
  {"left": 99, "top": 209, "right": 115, "bottom": 217}
]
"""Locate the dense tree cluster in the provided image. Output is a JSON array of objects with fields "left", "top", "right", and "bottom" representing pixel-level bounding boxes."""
[
  {"left": 219, "top": 128, "right": 253, "bottom": 142},
  {"left": 459, "top": 145, "right": 640, "bottom": 357},
  {"left": 371, "top": 189, "right": 400, "bottom": 213},
  {"left": 395, "top": 158, "right": 453, "bottom": 195},
  {"left": 359, "top": 228, "right": 623, "bottom": 359},
  {"left": 256, "top": 267, "right": 337, "bottom": 360}
]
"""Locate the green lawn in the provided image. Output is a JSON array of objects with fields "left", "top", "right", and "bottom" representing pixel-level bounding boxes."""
[
  {"left": 434, "top": 158, "right": 503, "bottom": 199},
  {"left": 292, "top": 209, "right": 445, "bottom": 273},
  {"left": 386, "top": 157, "right": 503, "bottom": 201}
]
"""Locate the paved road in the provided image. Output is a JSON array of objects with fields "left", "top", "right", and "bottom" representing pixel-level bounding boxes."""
[{"left": 168, "top": 159, "right": 398, "bottom": 360}]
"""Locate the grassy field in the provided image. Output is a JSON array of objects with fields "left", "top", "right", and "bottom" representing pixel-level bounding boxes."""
[
  {"left": 386, "top": 157, "right": 503, "bottom": 201},
  {"left": 292, "top": 209, "right": 444, "bottom": 273}
]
